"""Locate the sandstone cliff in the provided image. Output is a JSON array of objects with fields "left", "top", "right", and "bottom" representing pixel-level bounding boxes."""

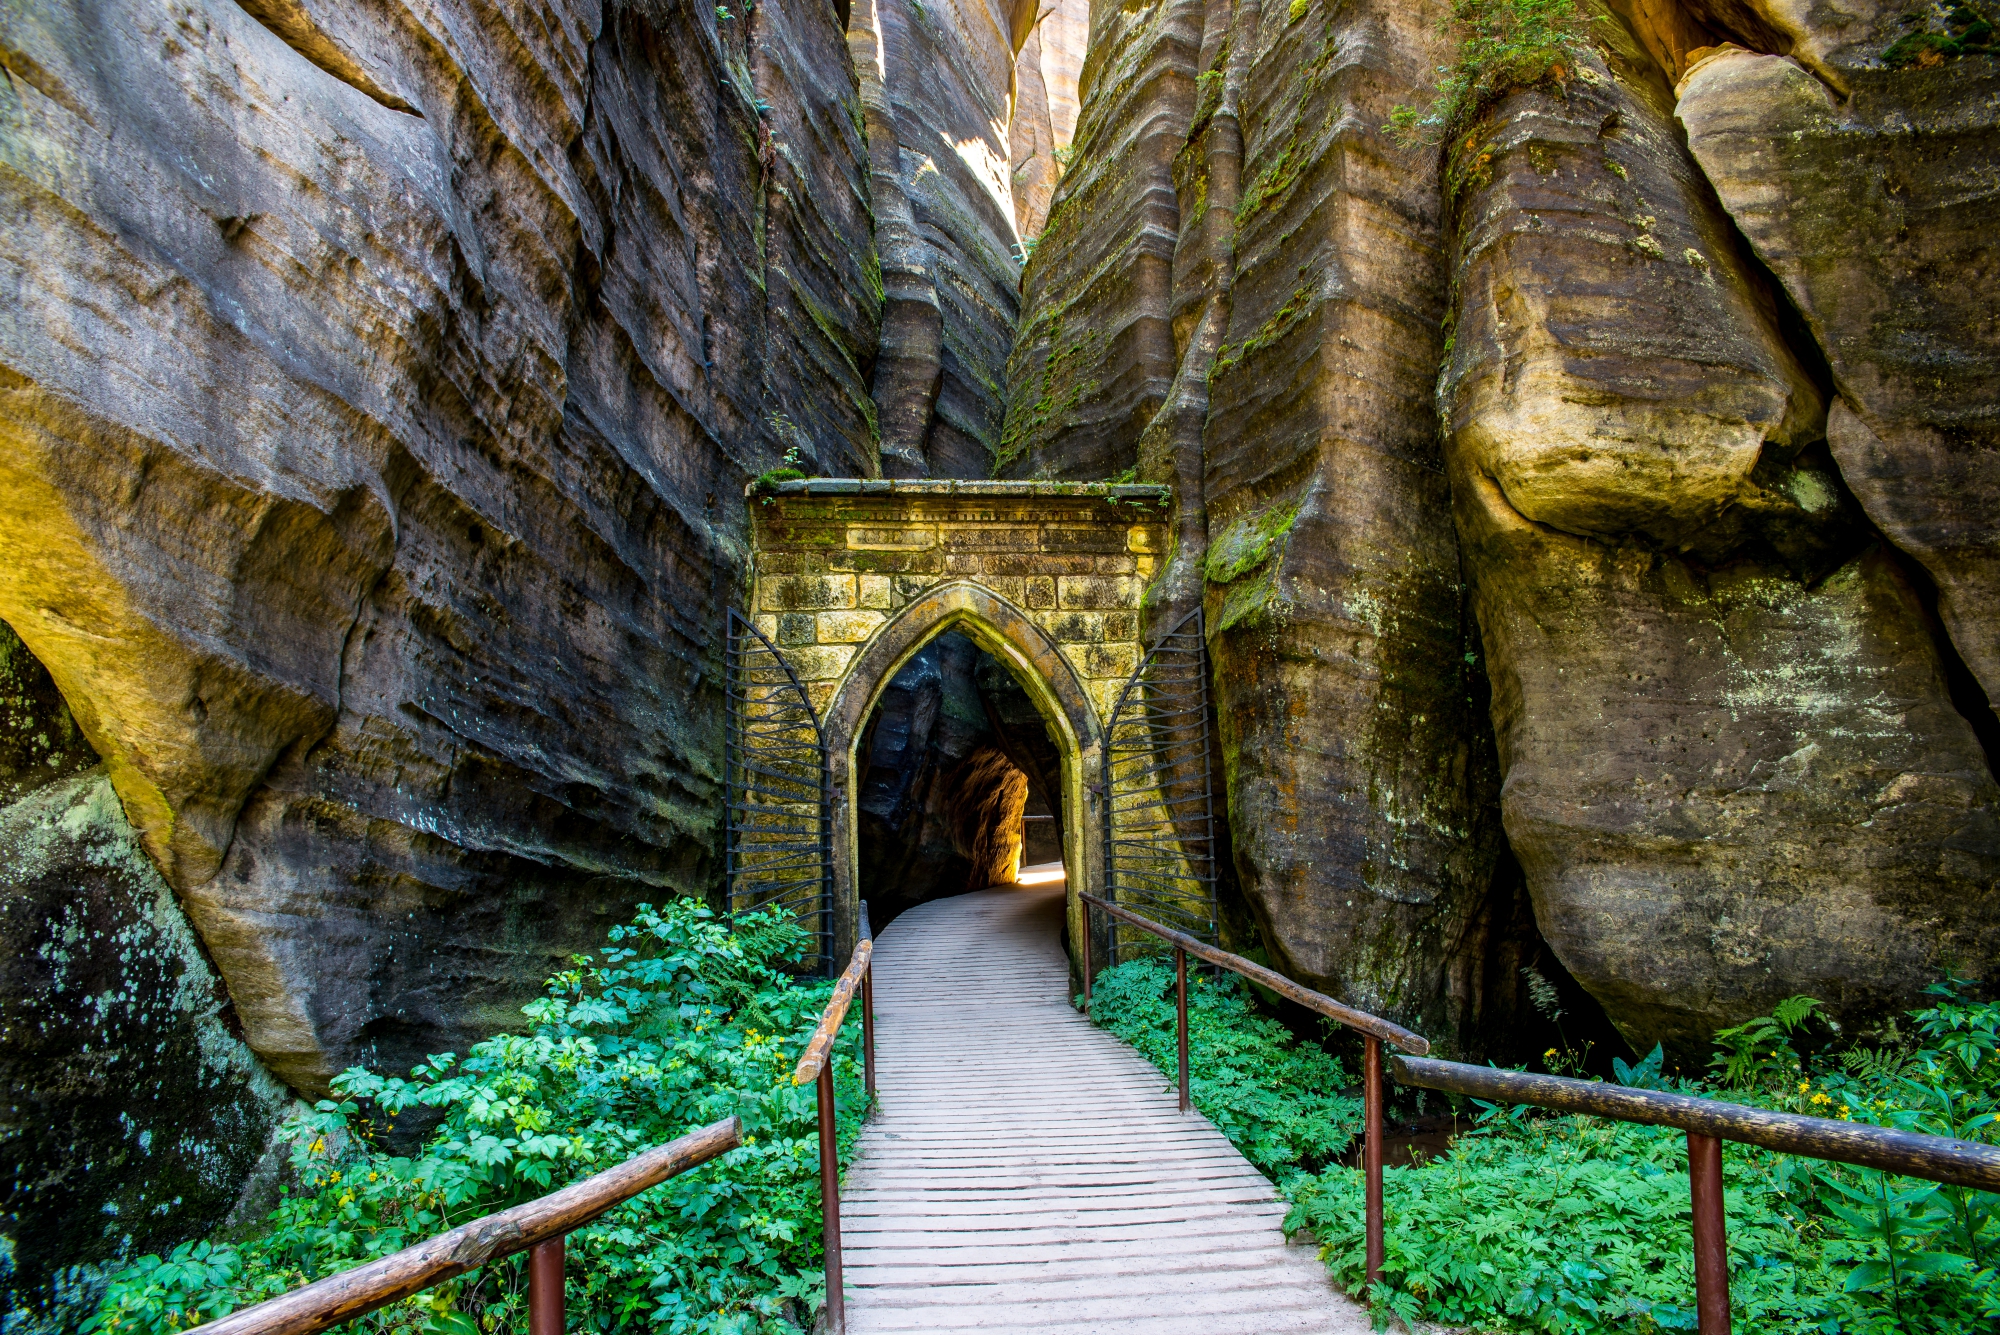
[
  {"left": 3, "top": 0, "right": 1998, "bottom": 1309},
  {"left": 0, "top": 0, "right": 880, "bottom": 1098},
  {"left": 1007, "top": 0, "right": 2000, "bottom": 1057}
]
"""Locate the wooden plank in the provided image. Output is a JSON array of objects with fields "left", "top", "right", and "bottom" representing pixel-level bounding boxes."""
[{"left": 842, "top": 885, "right": 1368, "bottom": 1335}]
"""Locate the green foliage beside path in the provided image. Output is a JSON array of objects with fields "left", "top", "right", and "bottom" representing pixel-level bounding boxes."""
[
  {"left": 87, "top": 903, "right": 864, "bottom": 1335},
  {"left": 1088, "top": 959, "right": 2000, "bottom": 1333},
  {"left": 1084, "top": 958, "right": 1361, "bottom": 1176}
]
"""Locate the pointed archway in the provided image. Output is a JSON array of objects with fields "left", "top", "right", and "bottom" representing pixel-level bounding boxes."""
[{"left": 822, "top": 580, "right": 1104, "bottom": 967}]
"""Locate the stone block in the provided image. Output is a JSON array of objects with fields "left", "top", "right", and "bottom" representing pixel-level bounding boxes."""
[
  {"left": 842, "top": 548, "right": 944, "bottom": 575},
  {"left": 1057, "top": 574, "right": 1143, "bottom": 610},
  {"left": 783, "top": 643, "right": 857, "bottom": 681},
  {"left": 817, "top": 609, "right": 887, "bottom": 643},
  {"left": 755, "top": 613, "right": 780, "bottom": 641},
  {"left": 942, "top": 525, "right": 1039, "bottom": 551},
  {"left": 777, "top": 612, "right": 818, "bottom": 646},
  {"left": 1127, "top": 524, "right": 1165, "bottom": 553},
  {"left": 858, "top": 575, "right": 894, "bottom": 609},
  {"left": 846, "top": 526, "right": 936, "bottom": 550},
  {"left": 1041, "top": 524, "right": 1127, "bottom": 553},
  {"left": 1093, "top": 554, "right": 1138, "bottom": 574},
  {"left": 756, "top": 551, "right": 807, "bottom": 575},
  {"left": 1025, "top": 576, "right": 1057, "bottom": 609},
  {"left": 1043, "top": 611, "right": 1106, "bottom": 643},
  {"left": 760, "top": 573, "right": 856, "bottom": 612},
  {"left": 1101, "top": 611, "right": 1137, "bottom": 641},
  {"left": 1084, "top": 642, "right": 1141, "bottom": 679},
  {"left": 972, "top": 552, "right": 1101, "bottom": 576},
  {"left": 893, "top": 575, "right": 934, "bottom": 604},
  {"left": 983, "top": 576, "right": 1026, "bottom": 604}
]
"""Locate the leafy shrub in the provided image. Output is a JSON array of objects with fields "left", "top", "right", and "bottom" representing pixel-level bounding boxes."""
[
  {"left": 1385, "top": 0, "right": 1597, "bottom": 148},
  {"left": 87, "top": 902, "right": 864, "bottom": 1335},
  {"left": 1281, "top": 979, "right": 2000, "bottom": 1333},
  {"left": 1084, "top": 956, "right": 1360, "bottom": 1177}
]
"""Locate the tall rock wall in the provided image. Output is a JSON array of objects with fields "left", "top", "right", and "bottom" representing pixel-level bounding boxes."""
[
  {"left": 1002, "top": 0, "right": 1533, "bottom": 1053},
  {"left": 847, "top": 0, "right": 1083, "bottom": 476},
  {"left": 0, "top": 0, "right": 880, "bottom": 1098},
  {"left": 1008, "top": 0, "right": 2000, "bottom": 1053}
]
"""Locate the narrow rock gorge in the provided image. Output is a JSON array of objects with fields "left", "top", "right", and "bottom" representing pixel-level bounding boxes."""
[{"left": 2, "top": 0, "right": 1994, "bottom": 1317}]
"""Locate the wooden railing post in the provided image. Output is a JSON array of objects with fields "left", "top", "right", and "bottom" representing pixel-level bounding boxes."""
[
  {"left": 1688, "top": 1132, "right": 1730, "bottom": 1334},
  {"left": 818, "top": 1062, "right": 845, "bottom": 1335},
  {"left": 1364, "top": 1036, "right": 1384, "bottom": 1298},
  {"left": 1175, "top": 947, "right": 1190, "bottom": 1113},
  {"left": 528, "top": 1237, "right": 563, "bottom": 1335},
  {"left": 1080, "top": 898, "right": 1093, "bottom": 1012}
]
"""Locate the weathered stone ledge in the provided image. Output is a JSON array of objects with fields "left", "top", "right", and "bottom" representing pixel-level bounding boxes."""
[{"left": 749, "top": 477, "right": 1172, "bottom": 501}]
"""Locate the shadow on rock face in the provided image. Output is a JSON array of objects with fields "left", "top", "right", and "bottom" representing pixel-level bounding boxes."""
[
  {"left": 857, "top": 632, "right": 1068, "bottom": 928},
  {"left": 0, "top": 623, "right": 293, "bottom": 1331}
]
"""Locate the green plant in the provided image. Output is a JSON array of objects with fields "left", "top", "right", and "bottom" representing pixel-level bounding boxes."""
[
  {"left": 87, "top": 903, "right": 864, "bottom": 1335},
  {"left": 1084, "top": 958, "right": 1360, "bottom": 1178},
  {"left": 1384, "top": 0, "right": 1596, "bottom": 148},
  {"left": 1709, "top": 995, "right": 1823, "bottom": 1091},
  {"left": 753, "top": 444, "right": 808, "bottom": 497},
  {"left": 1282, "top": 987, "right": 2000, "bottom": 1332},
  {"left": 1883, "top": 1, "right": 1996, "bottom": 65}
]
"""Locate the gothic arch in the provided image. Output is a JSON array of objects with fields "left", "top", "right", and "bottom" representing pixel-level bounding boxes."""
[{"left": 824, "top": 580, "right": 1104, "bottom": 961}]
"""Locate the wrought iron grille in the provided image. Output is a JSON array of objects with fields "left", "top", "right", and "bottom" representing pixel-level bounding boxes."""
[
  {"left": 1101, "top": 606, "right": 1217, "bottom": 963},
  {"left": 724, "top": 609, "right": 833, "bottom": 974}
]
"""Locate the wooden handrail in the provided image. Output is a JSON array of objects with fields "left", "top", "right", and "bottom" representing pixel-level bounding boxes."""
[
  {"left": 1079, "top": 893, "right": 1429, "bottom": 1054},
  {"left": 796, "top": 912, "right": 877, "bottom": 1335},
  {"left": 1391, "top": 1056, "right": 2000, "bottom": 1191},
  {"left": 793, "top": 936, "right": 874, "bottom": 1086},
  {"left": 199, "top": 1117, "right": 743, "bottom": 1335}
]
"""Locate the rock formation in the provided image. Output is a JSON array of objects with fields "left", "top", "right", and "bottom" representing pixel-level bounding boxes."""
[
  {"left": 1003, "top": 0, "right": 1532, "bottom": 1052},
  {"left": 1, "top": 624, "right": 291, "bottom": 1325},
  {"left": 3, "top": 0, "right": 1998, "bottom": 1306},
  {"left": 1008, "top": 0, "right": 2000, "bottom": 1058},
  {"left": 0, "top": 0, "right": 881, "bottom": 1099}
]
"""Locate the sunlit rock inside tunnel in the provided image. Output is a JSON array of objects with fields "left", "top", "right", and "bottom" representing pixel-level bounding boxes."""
[{"left": 856, "top": 631, "right": 1067, "bottom": 930}]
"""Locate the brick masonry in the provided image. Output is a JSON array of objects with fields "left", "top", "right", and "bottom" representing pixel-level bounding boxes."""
[{"left": 747, "top": 480, "right": 1170, "bottom": 725}]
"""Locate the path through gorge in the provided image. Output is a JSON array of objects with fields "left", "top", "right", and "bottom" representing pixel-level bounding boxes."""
[{"left": 842, "top": 880, "right": 1367, "bottom": 1333}]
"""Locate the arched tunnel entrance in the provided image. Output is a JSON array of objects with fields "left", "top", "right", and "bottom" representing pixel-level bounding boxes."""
[
  {"left": 728, "top": 477, "right": 1192, "bottom": 968},
  {"left": 853, "top": 628, "right": 1070, "bottom": 931}
]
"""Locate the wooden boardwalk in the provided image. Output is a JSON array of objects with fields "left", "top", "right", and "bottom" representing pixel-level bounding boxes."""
[{"left": 841, "top": 881, "right": 1371, "bottom": 1334}]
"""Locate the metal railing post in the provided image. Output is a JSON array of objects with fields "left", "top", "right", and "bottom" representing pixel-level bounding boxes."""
[
  {"left": 861, "top": 965, "right": 876, "bottom": 1100},
  {"left": 818, "top": 1062, "right": 845, "bottom": 1335},
  {"left": 528, "top": 1236, "right": 563, "bottom": 1335},
  {"left": 1080, "top": 899, "right": 1093, "bottom": 1012},
  {"left": 1175, "top": 947, "right": 1190, "bottom": 1113},
  {"left": 1688, "top": 1132, "right": 1730, "bottom": 1334},
  {"left": 1364, "top": 1036, "right": 1384, "bottom": 1297}
]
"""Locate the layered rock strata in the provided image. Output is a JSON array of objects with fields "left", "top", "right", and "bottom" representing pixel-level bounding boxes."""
[
  {"left": 1003, "top": 0, "right": 1530, "bottom": 1052},
  {"left": 0, "top": 0, "right": 879, "bottom": 1094},
  {"left": 1440, "top": 12, "right": 2000, "bottom": 1054},
  {"left": 849, "top": 0, "right": 1086, "bottom": 475},
  {"left": 1677, "top": 37, "right": 2000, "bottom": 716}
]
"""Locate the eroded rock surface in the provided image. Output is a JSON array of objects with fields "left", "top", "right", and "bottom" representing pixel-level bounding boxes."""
[
  {"left": 0, "top": 0, "right": 879, "bottom": 1091},
  {"left": 1442, "top": 16, "right": 2000, "bottom": 1053},
  {"left": 1002, "top": 0, "right": 1543, "bottom": 1054},
  {"left": 1678, "top": 42, "right": 2000, "bottom": 714},
  {"left": 1, "top": 625, "right": 291, "bottom": 1326},
  {"left": 847, "top": 0, "right": 1027, "bottom": 476}
]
